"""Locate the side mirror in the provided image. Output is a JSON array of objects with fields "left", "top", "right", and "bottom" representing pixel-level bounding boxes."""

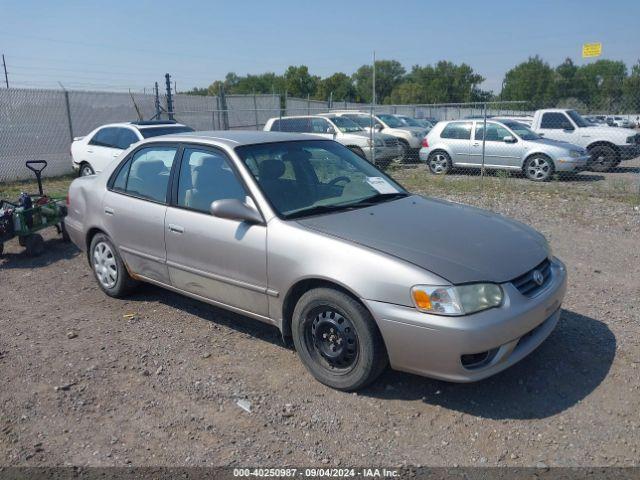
[
  {"left": 503, "top": 135, "right": 517, "bottom": 143},
  {"left": 210, "top": 199, "right": 263, "bottom": 224},
  {"left": 326, "top": 126, "right": 336, "bottom": 135},
  {"left": 374, "top": 124, "right": 383, "bottom": 132}
]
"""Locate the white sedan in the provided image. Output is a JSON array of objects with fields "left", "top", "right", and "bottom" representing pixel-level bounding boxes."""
[{"left": 71, "top": 121, "right": 193, "bottom": 176}]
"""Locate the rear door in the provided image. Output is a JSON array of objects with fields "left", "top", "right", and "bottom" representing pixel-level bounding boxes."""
[
  {"left": 102, "top": 144, "right": 178, "bottom": 284},
  {"left": 439, "top": 121, "right": 472, "bottom": 164},
  {"left": 87, "top": 127, "right": 123, "bottom": 173}
]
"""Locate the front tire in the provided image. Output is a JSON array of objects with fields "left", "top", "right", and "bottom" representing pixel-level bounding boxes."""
[
  {"left": 588, "top": 145, "right": 618, "bottom": 172},
  {"left": 89, "top": 233, "right": 137, "bottom": 297},
  {"left": 524, "top": 155, "right": 554, "bottom": 182},
  {"left": 292, "top": 288, "right": 388, "bottom": 391},
  {"left": 427, "top": 151, "right": 452, "bottom": 175},
  {"left": 79, "top": 163, "right": 95, "bottom": 177}
]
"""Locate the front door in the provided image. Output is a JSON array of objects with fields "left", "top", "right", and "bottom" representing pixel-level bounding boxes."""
[
  {"left": 102, "top": 144, "right": 178, "bottom": 284},
  {"left": 164, "top": 146, "right": 269, "bottom": 317},
  {"left": 471, "top": 122, "right": 523, "bottom": 168},
  {"left": 537, "top": 112, "right": 577, "bottom": 144}
]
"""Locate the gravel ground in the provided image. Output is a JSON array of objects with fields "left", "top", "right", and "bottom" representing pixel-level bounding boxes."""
[{"left": 1, "top": 168, "right": 639, "bottom": 468}]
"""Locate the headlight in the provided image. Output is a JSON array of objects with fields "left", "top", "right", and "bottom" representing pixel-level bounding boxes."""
[
  {"left": 411, "top": 284, "right": 503, "bottom": 316},
  {"left": 375, "top": 138, "right": 384, "bottom": 147},
  {"left": 569, "top": 149, "right": 584, "bottom": 158}
]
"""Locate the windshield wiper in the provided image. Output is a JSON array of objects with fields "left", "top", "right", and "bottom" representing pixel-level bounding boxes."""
[
  {"left": 348, "top": 192, "right": 409, "bottom": 206},
  {"left": 285, "top": 203, "right": 363, "bottom": 219}
]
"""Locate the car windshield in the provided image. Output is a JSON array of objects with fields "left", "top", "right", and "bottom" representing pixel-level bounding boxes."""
[
  {"left": 566, "top": 110, "right": 589, "bottom": 128},
  {"left": 398, "top": 116, "right": 421, "bottom": 127},
  {"left": 235, "top": 140, "right": 407, "bottom": 219},
  {"left": 344, "top": 114, "right": 378, "bottom": 129},
  {"left": 377, "top": 114, "right": 405, "bottom": 128},
  {"left": 501, "top": 121, "right": 540, "bottom": 140},
  {"left": 327, "top": 116, "right": 364, "bottom": 133},
  {"left": 139, "top": 126, "right": 195, "bottom": 138}
]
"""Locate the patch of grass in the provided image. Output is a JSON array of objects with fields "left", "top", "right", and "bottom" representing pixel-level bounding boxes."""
[{"left": 0, "top": 175, "right": 75, "bottom": 201}]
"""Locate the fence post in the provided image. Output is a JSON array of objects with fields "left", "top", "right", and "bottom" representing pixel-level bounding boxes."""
[
  {"left": 219, "top": 87, "right": 229, "bottom": 130},
  {"left": 62, "top": 89, "right": 74, "bottom": 143},
  {"left": 253, "top": 93, "right": 259, "bottom": 130},
  {"left": 307, "top": 94, "right": 311, "bottom": 115},
  {"left": 481, "top": 102, "right": 487, "bottom": 185},
  {"left": 165, "top": 73, "right": 174, "bottom": 121}
]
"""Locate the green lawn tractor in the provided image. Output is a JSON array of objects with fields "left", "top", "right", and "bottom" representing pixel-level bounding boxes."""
[{"left": 0, "top": 161, "right": 69, "bottom": 257}]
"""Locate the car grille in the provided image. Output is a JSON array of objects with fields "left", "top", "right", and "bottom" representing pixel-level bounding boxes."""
[
  {"left": 511, "top": 259, "right": 551, "bottom": 297},
  {"left": 384, "top": 138, "right": 399, "bottom": 147}
]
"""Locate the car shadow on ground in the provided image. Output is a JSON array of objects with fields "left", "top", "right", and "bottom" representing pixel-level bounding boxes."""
[
  {"left": 0, "top": 237, "right": 80, "bottom": 269},
  {"left": 360, "top": 309, "right": 615, "bottom": 420},
  {"left": 443, "top": 168, "right": 606, "bottom": 183},
  {"left": 127, "top": 283, "right": 286, "bottom": 347},
  {"left": 609, "top": 165, "right": 640, "bottom": 174}
]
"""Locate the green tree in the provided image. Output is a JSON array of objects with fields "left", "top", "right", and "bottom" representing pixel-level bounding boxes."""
[
  {"left": 555, "top": 58, "right": 587, "bottom": 102},
  {"left": 352, "top": 60, "right": 406, "bottom": 103},
  {"left": 501, "top": 56, "right": 557, "bottom": 108},
  {"left": 317, "top": 72, "right": 356, "bottom": 102},
  {"left": 623, "top": 61, "right": 640, "bottom": 113},
  {"left": 283, "top": 65, "right": 320, "bottom": 98},
  {"left": 576, "top": 59, "right": 627, "bottom": 111}
]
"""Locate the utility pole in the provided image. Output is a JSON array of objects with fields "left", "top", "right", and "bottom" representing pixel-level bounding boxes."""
[
  {"left": 165, "top": 73, "right": 174, "bottom": 121},
  {"left": 370, "top": 51, "right": 376, "bottom": 166},
  {"left": 2, "top": 54, "right": 8, "bottom": 89},
  {"left": 154, "top": 82, "right": 161, "bottom": 119}
]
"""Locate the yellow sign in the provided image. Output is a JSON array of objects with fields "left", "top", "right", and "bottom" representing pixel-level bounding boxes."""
[{"left": 582, "top": 42, "right": 602, "bottom": 58}]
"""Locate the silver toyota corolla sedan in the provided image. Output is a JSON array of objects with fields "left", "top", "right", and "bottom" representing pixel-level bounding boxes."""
[{"left": 65, "top": 131, "right": 567, "bottom": 391}]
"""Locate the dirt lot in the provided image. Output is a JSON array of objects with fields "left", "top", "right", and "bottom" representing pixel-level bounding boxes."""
[{"left": 1, "top": 165, "right": 639, "bottom": 468}]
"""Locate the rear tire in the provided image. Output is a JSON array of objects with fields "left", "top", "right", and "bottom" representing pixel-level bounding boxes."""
[
  {"left": 398, "top": 139, "right": 412, "bottom": 163},
  {"left": 292, "top": 288, "right": 388, "bottom": 391},
  {"left": 24, "top": 234, "right": 45, "bottom": 257},
  {"left": 0, "top": 242, "right": 3, "bottom": 256},
  {"left": 79, "top": 163, "right": 94, "bottom": 177},
  {"left": 427, "top": 151, "right": 452, "bottom": 175},
  {"left": 89, "top": 233, "right": 137, "bottom": 298},
  {"left": 588, "top": 145, "right": 618, "bottom": 172}
]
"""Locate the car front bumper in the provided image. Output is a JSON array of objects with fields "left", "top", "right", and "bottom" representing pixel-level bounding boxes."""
[
  {"left": 555, "top": 155, "right": 590, "bottom": 172},
  {"left": 619, "top": 144, "right": 640, "bottom": 161},
  {"left": 364, "top": 257, "right": 567, "bottom": 382},
  {"left": 362, "top": 145, "right": 404, "bottom": 162}
]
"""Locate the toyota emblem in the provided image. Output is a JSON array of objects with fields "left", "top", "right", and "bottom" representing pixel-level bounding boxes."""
[{"left": 532, "top": 270, "right": 544, "bottom": 286}]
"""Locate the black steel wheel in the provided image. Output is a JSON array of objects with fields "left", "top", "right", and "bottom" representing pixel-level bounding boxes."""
[
  {"left": 305, "top": 307, "right": 359, "bottom": 373},
  {"left": 292, "top": 288, "right": 388, "bottom": 391},
  {"left": 588, "top": 145, "right": 618, "bottom": 172}
]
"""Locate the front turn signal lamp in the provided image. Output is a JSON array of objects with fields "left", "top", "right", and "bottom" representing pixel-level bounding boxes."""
[{"left": 411, "top": 284, "right": 503, "bottom": 316}]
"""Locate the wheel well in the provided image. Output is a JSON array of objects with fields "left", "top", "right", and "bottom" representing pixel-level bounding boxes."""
[
  {"left": 280, "top": 279, "right": 364, "bottom": 340},
  {"left": 587, "top": 141, "right": 620, "bottom": 158},
  {"left": 428, "top": 149, "right": 449, "bottom": 159},
  {"left": 85, "top": 227, "right": 104, "bottom": 259}
]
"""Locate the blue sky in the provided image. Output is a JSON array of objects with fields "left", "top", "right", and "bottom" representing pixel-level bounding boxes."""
[{"left": 1, "top": 0, "right": 639, "bottom": 93}]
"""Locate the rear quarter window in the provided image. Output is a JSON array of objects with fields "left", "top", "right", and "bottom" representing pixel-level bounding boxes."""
[{"left": 440, "top": 123, "right": 472, "bottom": 140}]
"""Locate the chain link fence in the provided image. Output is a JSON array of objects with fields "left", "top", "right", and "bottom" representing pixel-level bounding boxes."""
[{"left": 1, "top": 88, "right": 639, "bottom": 207}]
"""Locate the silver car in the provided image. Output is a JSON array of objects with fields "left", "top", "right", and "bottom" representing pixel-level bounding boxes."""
[
  {"left": 65, "top": 131, "right": 567, "bottom": 391},
  {"left": 419, "top": 119, "right": 590, "bottom": 181}
]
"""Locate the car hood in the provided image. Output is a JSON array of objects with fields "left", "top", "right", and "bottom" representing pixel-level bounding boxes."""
[
  {"left": 528, "top": 137, "right": 585, "bottom": 152},
  {"left": 296, "top": 195, "right": 548, "bottom": 284}
]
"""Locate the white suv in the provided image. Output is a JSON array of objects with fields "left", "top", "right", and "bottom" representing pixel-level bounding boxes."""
[
  {"left": 71, "top": 121, "right": 194, "bottom": 176},
  {"left": 330, "top": 111, "right": 428, "bottom": 160},
  {"left": 263, "top": 115, "right": 402, "bottom": 167}
]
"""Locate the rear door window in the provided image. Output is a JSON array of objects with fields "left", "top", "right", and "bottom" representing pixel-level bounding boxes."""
[
  {"left": 121, "top": 146, "right": 178, "bottom": 203},
  {"left": 115, "top": 128, "right": 140, "bottom": 150},
  {"left": 89, "top": 127, "right": 119, "bottom": 148}
]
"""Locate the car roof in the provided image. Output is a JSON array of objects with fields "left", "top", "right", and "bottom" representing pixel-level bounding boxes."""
[
  {"left": 141, "top": 130, "right": 324, "bottom": 147},
  {"left": 96, "top": 121, "right": 189, "bottom": 130}
]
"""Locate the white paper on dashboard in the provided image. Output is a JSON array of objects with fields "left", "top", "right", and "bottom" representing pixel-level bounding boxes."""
[{"left": 366, "top": 177, "right": 398, "bottom": 194}]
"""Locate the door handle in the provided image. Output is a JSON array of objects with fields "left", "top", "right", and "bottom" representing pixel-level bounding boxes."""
[
  {"left": 112, "top": 153, "right": 120, "bottom": 157},
  {"left": 87, "top": 149, "right": 94, "bottom": 153},
  {"left": 168, "top": 224, "right": 184, "bottom": 234},
  {"left": 104, "top": 207, "right": 115, "bottom": 215}
]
